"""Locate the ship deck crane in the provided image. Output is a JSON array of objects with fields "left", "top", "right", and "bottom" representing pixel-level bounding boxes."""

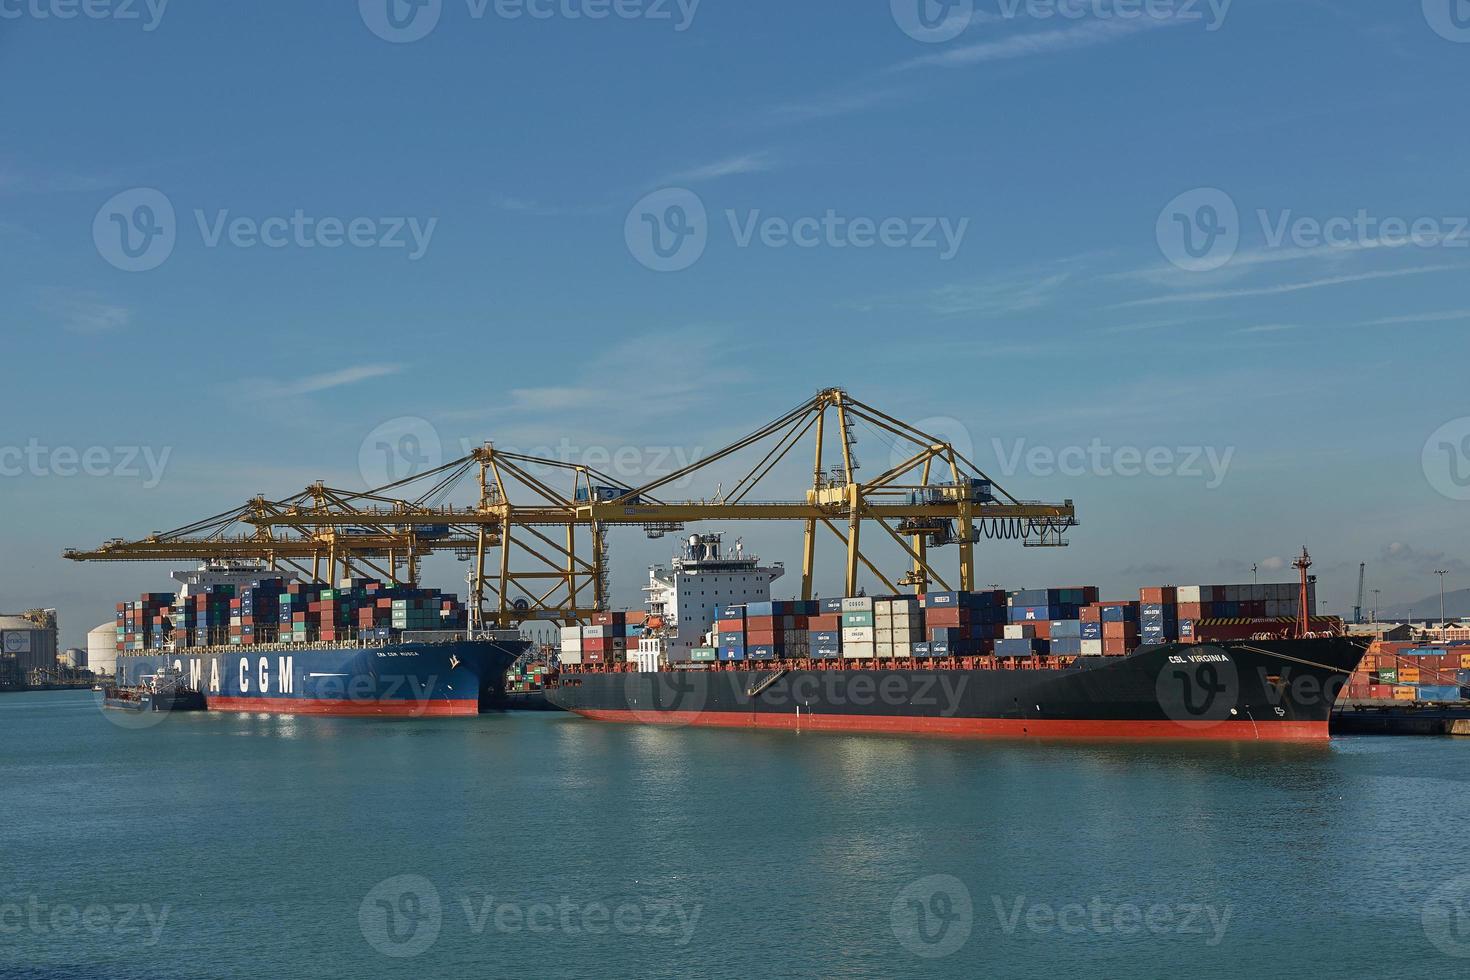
[
  {"left": 67, "top": 389, "right": 1078, "bottom": 627},
  {"left": 1354, "top": 562, "right": 1366, "bottom": 625}
]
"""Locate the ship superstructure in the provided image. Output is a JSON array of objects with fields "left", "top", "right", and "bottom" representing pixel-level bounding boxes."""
[{"left": 635, "top": 534, "right": 784, "bottom": 667}]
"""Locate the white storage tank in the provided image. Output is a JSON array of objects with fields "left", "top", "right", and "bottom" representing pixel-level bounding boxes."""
[{"left": 87, "top": 622, "right": 119, "bottom": 678}]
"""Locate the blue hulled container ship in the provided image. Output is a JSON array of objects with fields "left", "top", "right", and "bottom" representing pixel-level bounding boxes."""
[
  {"left": 109, "top": 568, "right": 530, "bottom": 716},
  {"left": 117, "top": 636, "right": 527, "bottom": 716}
]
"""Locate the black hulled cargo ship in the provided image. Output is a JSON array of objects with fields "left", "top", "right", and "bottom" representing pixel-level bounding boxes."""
[{"left": 548, "top": 637, "right": 1370, "bottom": 741}]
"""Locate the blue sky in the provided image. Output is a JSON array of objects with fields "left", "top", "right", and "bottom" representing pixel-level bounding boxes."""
[{"left": 3, "top": 0, "right": 1469, "bottom": 646}]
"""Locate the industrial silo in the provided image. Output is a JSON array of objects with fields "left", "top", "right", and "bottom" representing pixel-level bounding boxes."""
[{"left": 87, "top": 622, "right": 119, "bottom": 678}]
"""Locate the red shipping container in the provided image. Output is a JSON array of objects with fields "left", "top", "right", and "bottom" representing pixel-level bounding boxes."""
[
  {"left": 1103, "top": 622, "right": 1139, "bottom": 639},
  {"left": 1080, "top": 605, "right": 1102, "bottom": 623},
  {"left": 1367, "top": 684, "right": 1394, "bottom": 700},
  {"left": 584, "top": 651, "right": 604, "bottom": 664},
  {"left": 926, "top": 608, "right": 972, "bottom": 627},
  {"left": 1103, "top": 638, "right": 1130, "bottom": 656},
  {"left": 1177, "top": 603, "right": 1204, "bottom": 620},
  {"left": 716, "top": 619, "right": 745, "bottom": 633},
  {"left": 746, "top": 630, "right": 778, "bottom": 645},
  {"left": 1140, "top": 587, "right": 1178, "bottom": 604},
  {"left": 809, "top": 614, "right": 841, "bottom": 631},
  {"left": 1030, "top": 621, "right": 1052, "bottom": 640},
  {"left": 592, "top": 612, "right": 627, "bottom": 626},
  {"left": 747, "top": 616, "right": 777, "bottom": 631}
]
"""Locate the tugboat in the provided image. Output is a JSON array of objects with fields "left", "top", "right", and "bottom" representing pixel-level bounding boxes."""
[{"left": 102, "top": 664, "right": 206, "bottom": 713}]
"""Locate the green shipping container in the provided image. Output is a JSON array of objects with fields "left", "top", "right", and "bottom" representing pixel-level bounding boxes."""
[
  {"left": 691, "top": 647, "right": 717, "bottom": 662},
  {"left": 842, "top": 611, "right": 875, "bottom": 628}
]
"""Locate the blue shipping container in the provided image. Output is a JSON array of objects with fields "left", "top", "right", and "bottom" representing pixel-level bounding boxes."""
[
  {"left": 1049, "top": 620, "right": 1082, "bottom": 638},
  {"left": 1081, "top": 622, "right": 1103, "bottom": 640},
  {"left": 1416, "top": 685, "right": 1463, "bottom": 701},
  {"left": 812, "top": 631, "right": 841, "bottom": 646},
  {"left": 1050, "top": 636, "right": 1082, "bottom": 655}
]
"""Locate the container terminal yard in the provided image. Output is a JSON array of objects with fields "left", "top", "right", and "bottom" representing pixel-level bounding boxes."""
[{"left": 60, "top": 390, "right": 1467, "bottom": 736}]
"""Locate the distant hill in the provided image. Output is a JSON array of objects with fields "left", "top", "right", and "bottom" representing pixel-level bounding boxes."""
[{"left": 1378, "top": 588, "right": 1470, "bottom": 621}]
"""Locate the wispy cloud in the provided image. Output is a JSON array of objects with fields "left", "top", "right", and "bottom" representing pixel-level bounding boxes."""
[
  {"left": 491, "top": 195, "right": 609, "bottom": 217},
  {"left": 1111, "top": 265, "right": 1458, "bottom": 308},
  {"left": 39, "top": 292, "right": 131, "bottom": 334},
  {"left": 268, "top": 364, "right": 402, "bottom": 397},
  {"left": 1235, "top": 323, "right": 1299, "bottom": 334},
  {"left": 892, "top": 14, "right": 1182, "bottom": 72},
  {"left": 0, "top": 169, "right": 112, "bottom": 194},
  {"left": 928, "top": 271, "right": 1072, "bottom": 317},
  {"left": 661, "top": 152, "right": 776, "bottom": 184},
  {"left": 767, "top": 85, "right": 918, "bottom": 124},
  {"left": 1358, "top": 309, "right": 1470, "bottom": 327}
]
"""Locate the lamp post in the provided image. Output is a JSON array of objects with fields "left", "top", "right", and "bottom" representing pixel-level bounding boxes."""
[{"left": 1435, "top": 570, "right": 1450, "bottom": 634}]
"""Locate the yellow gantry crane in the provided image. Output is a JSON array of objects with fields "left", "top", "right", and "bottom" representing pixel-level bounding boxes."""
[{"left": 66, "top": 389, "right": 1077, "bottom": 627}]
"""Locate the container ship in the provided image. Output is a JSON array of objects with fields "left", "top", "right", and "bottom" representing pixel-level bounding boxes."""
[
  {"left": 547, "top": 536, "right": 1369, "bottom": 741},
  {"left": 110, "top": 568, "right": 529, "bottom": 716}
]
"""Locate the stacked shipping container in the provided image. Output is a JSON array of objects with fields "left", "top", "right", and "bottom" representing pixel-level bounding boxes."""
[
  {"left": 116, "top": 578, "right": 469, "bottom": 653},
  {"left": 1342, "top": 642, "right": 1470, "bottom": 702}
]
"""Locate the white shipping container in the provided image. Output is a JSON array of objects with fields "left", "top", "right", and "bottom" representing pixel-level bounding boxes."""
[
  {"left": 1177, "top": 586, "right": 1202, "bottom": 603},
  {"left": 842, "top": 626, "right": 874, "bottom": 643},
  {"left": 561, "top": 638, "right": 583, "bottom": 653},
  {"left": 875, "top": 626, "right": 894, "bottom": 642},
  {"left": 842, "top": 642, "right": 876, "bottom": 659},
  {"left": 559, "top": 625, "right": 583, "bottom": 643},
  {"left": 559, "top": 650, "right": 584, "bottom": 665},
  {"left": 841, "top": 597, "right": 874, "bottom": 613},
  {"left": 892, "top": 643, "right": 913, "bottom": 659},
  {"left": 890, "top": 598, "right": 921, "bottom": 613},
  {"left": 1081, "top": 639, "right": 1104, "bottom": 656},
  {"left": 583, "top": 625, "right": 606, "bottom": 639},
  {"left": 1003, "top": 624, "right": 1035, "bottom": 640}
]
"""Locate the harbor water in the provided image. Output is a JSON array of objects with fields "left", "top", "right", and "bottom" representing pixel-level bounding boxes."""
[{"left": 2, "top": 691, "right": 1468, "bottom": 979}]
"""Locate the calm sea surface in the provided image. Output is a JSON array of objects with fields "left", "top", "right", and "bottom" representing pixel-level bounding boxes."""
[{"left": 2, "top": 690, "right": 1468, "bottom": 979}]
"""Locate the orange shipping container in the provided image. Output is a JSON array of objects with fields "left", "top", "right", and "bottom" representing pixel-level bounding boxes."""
[
  {"left": 1461, "top": 653, "right": 1470, "bottom": 669},
  {"left": 1103, "top": 637, "right": 1130, "bottom": 656},
  {"left": 1103, "top": 621, "right": 1139, "bottom": 639},
  {"left": 1393, "top": 686, "right": 1417, "bottom": 701},
  {"left": 1140, "top": 587, "right": 1177, "bottom": 604},
  {"left": 1399, "top": 667, "right": 1422, "bottom": 683}
]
